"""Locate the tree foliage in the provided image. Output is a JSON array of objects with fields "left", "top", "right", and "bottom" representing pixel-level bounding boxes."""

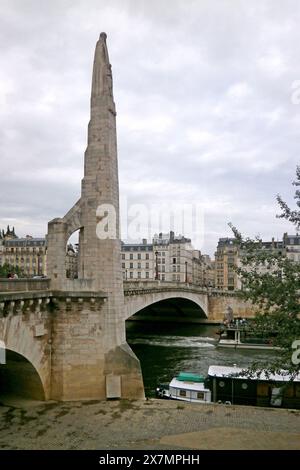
[
  {"left": 230, "top": 167, "right": 300, "bottom": 376},
  {"left": 0, "top": 263, "right": 24, "bottom": 278}
]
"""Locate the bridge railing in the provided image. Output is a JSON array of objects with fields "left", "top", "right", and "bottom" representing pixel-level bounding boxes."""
[
  {"left": 0, "top": 278, "right": 51, "bottom": 293},
  {"left": 123, "top": 280, "right": 208, "bottom": 291},
  {"left": 123, "top": 280, "right": 238, "bottom": 296}
]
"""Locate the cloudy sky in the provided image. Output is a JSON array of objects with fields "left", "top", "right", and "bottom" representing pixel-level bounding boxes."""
[{"left": 0, "top": 0, "right": 299, "bottom": 255}]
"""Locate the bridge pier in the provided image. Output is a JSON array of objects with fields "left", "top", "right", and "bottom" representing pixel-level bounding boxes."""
[{"left": 0, "top": 291, "right": 145, "bottom": 401}]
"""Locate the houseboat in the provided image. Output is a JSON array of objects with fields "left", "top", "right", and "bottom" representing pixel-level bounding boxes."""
[
  {"left": 156, "top": 372, "right": 212, "bottom": 403},
  {"left": 156, "top": 365, "right": 300, "bottom": 409},
  {"left": 217, "top": 322, "right": 278, "bottom": 350}
]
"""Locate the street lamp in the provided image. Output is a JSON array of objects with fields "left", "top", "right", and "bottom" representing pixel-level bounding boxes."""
[
  {"left": 155, "top": 251, "right": 159, "bottom": 280},
  {"left": 185, "top": 261, "right": 188, "bottom": 284}
]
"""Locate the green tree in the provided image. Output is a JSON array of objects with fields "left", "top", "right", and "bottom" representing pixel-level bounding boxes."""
[
  {"left": 230, "top": 167, "right": 300, "bottom": 377},
  {"left": 0, "top": 263, "right": 24, "bottom": 278}
]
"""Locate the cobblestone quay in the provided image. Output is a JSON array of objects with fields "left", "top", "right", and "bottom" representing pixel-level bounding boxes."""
[{"left": 0, "top": 398, "right": 299, "bottom": 450}]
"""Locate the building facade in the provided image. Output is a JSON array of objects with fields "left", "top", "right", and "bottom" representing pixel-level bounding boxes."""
[
  {"left": 283, "top": 233, "right": 300, "bottom": 262},
  {"left": 121, "top": 231, "right": 209, "bottom": 284},
  {"left": 0, "top": 227, "right": 78, "bottom": 278},
  {"left": 121, "top": 240, "right": 154, "bottom": 281},
  {"left": 215, "top": 238, "right": 239, "bottom": 290},
  {"left": 1, "top": 235, "right": 47, "bottom": 277},
  {"left": 215, "top": 235, "right": 290, "bottom": 291}
]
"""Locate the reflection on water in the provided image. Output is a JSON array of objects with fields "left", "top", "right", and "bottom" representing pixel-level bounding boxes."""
[{"left": 126, "top": 321, "right": 274, "bottom": 397}]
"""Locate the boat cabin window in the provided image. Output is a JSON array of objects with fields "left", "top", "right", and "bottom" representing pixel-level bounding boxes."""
[
  {"left": 179, "top": 389, "right": 186, "bottom": 397},
  {"left": 219, "top": 381, "right": 225, "bottom": 388},
  {"left": 241, "top": 383, "right": 248, "bottom": 390},
  {"left": 197, "top": 392, "right": 204, "bottom": 400}
]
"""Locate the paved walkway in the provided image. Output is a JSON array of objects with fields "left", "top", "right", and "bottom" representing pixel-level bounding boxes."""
[{"left": 0, "top": 398, "right": 299, "bottom": 450}]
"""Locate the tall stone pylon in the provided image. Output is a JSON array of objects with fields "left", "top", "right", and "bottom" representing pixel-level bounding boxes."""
[{"left": 47, "top": 33, "right": 145, "bottom": 400}]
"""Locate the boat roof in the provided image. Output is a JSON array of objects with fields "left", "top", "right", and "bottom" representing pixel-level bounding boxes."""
[
  {"left": 169, "top": 378, "right": 207, "bottom": 391},
  {"left": 208, "top": 365, "right": 300, "bottom": 382},
  {"left": 177, "top": 372, "right": 205, "bottom": 382}
]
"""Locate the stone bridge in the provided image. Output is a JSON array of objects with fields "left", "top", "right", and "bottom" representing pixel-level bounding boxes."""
[
  {"left": 0, "top": 280, "right": 108, "bottom": 400},
  {"left": 0, "top": 279, "right": 254, "bottom": 401},
  {"left": 123, "top": 281, "right": 254, "bottom": 323},
  {"left": 0, "top": 34, "right": 254, "bottom": 403}
]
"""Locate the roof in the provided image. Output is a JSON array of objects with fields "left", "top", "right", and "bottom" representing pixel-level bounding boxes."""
[
  {"left": 122, "top": 244, "right": 153, "bottom": 251},
  {"left": 208, "top": 365, "right": 300, "bottom": 382},
  {"left": 4, "top": 238, "right": 46, "bottom": 246},
  {"left": 177, "top": 372, "right": 205, "bottom": 383},
  {"left": 169, "top": 378, "right": 207, "bottom": 391}
]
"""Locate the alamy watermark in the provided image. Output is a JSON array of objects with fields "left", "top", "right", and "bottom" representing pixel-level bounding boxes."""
[
  {"left": 291, "top": 339, "right": 300, "bottom": 366},
  {"left": 95, "top": 198, "right": 205, "bottom": 248},
  {"left": 291, "top": 80, "right": 300, "bottom": 104}
]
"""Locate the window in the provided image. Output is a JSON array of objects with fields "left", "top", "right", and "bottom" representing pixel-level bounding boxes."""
[
  {"left": 146, "top": 253, "right": 149, "bottom": 260},
  {"left": 130, "top": 262, "right": 133, "bottom": 269},
  {"left": 138, "top": 253, "right": 141, "bottom": 260},
  {"left": 138, "top": 272, "right": 141, "bottom": 279},
  {"left": 177, "top": 265, "right": 180, "bottom": 272},
  {"left": 130, "top": 253, "right": 133, "bottom": 260},
  {"left": 172, "top": 274, "right": 176, "bottom": 281},
  {"left": 179, "top": 390, "right": 186, "bottom": 397},
  {"left": 197, "top": 392, "right": 204, "bottom": 400},
  {"left": 173, "top": 257, "right": 176, "bottom": 264},
  {"left": 122, "top": 254, "right": 125, "bottom": 259},
  {"left": 146, "top": 272, "right": 149, "bottom": 279},
  {"left": 219, "top": 381, "right": 225, "bottom": 388},
  {"left": 122, "top": 263, "right": 125, "bottom": 268},
  {"left": 146, "top": 262, "right": 149, "bottom": 269},
  {"left": 138, "top": 262, "right": 141, "bottom": 269},
  {"left": 161, "top": 274, "right": 165, "bottom": 281},
  {"left": 130, "top": 272, "right": 133, "bottom": 279},
  {"left": 162, "top": 265, "right": 165, "bottom": 272},
  {"left": 162, "top": 258, "right": 165, "bottom": 264},
  {"left": 173, "top": 265, "right": 176, "bottom": 272}
]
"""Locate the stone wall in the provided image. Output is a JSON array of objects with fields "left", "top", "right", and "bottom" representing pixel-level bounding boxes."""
[
  {"left": 207, "top": 293, "right": 256, "bottom": 321},
  {"left": 0, "top": 278, "right": 50, "bottom": 293}
]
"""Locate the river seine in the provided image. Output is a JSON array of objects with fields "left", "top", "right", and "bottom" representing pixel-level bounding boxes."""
[{"left": 126, "top": 321, "right": 273, "bottom": 397}]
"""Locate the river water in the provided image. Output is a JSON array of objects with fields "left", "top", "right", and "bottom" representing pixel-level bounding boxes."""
[{"left": 126, "top": 321, "right": 274, "bottom": 397}]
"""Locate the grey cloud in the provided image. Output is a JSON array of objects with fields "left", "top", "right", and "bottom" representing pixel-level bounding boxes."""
[{"left": 0, "top": 0, "right": 299, "bottom": 255}]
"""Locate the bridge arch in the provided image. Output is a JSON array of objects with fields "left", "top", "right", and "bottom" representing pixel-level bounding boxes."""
[
  {"left": 0, "top": 349, "right": 45, "bottom": 400},
  {"left": 0, "top": 315, "right": 50, "bottom": 400},
  {"left": 125, "top": 291, "right": 208, "bottom": 322}
]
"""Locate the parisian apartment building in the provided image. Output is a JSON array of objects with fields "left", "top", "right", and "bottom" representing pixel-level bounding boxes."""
[
  {"left": 0, "top": 226, "right": 77, "bottom": 278},
  {"left": 2, "top": 224, "right": 298, "bottom": 289},
  {"left": 215, "top": 233, "right": 300, "bottom": 291},
  {"left": 121, "top": 231, "right": 214, "bottom": 286}
]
